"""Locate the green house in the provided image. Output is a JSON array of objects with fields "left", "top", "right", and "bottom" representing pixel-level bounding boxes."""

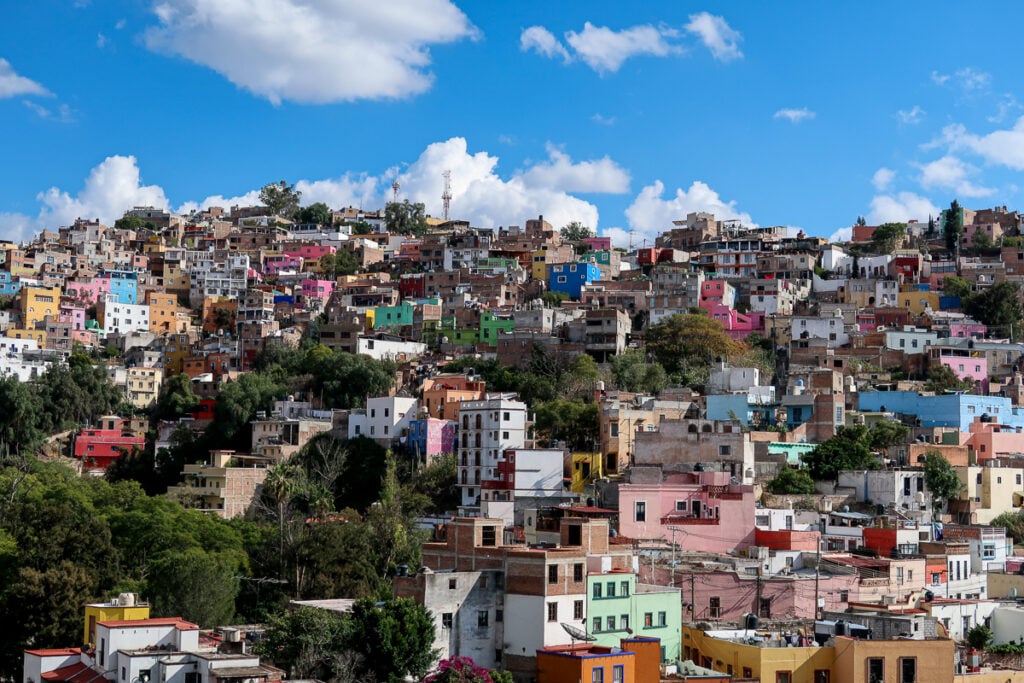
[
  {"left": 586, "top": 571, "right": 682, "bottom": 663},
  {"left": 371, "top": 301, "right": 414, "bottom": 329},
  {"left": 479, "top": 312, "right": 514, "bottom": 342}
]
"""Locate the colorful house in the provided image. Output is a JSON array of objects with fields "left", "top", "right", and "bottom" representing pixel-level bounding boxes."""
[
  {"left": 549, "top": 262, "right": 601, "bottom": 298},
  {"left": 586, "top": 569, "right": 682, "bottom": 662},
  {"left": 537, "top": 637, "right": 663, "bottom": 683}
]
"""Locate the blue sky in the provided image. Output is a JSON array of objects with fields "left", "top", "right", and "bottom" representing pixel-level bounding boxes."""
[{"left": 3, "top": 2, "right": 1024, "bottom": 245}]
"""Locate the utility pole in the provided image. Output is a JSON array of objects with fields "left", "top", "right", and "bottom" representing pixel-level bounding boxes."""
[
  {"left": 690, "top": 572, "right": 696, "bottom": 624},
  {"left": 814, "top": 536, "right": 821, "bottom": 620}
]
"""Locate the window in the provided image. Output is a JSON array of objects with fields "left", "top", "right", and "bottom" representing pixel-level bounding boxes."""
[
  {"left": 867, "top": 657, "right": 885, "bottom": 683},
  {"left": 547, "top": 602, "right": 558, "bottom": 622},
  {"left": 592, "top": 667, "right": 604, "bottom": 683},
  {"left": 442, "top": 613, "right": 453, "bottom": 629},
  {"left": 606, "top": 582, "right": 616, "bottom": 598},
  {"left": 607, "top": 616, "right": 616, "bottom": 631},
  {"left": 620, "top": 615, "right": 629, "bottom": 631},
  {"left": 644, "top": 612, "right": 653, "bottom": 627},
  {"left": 777, "top": 672, "right": 792, "bottom": 683},
  {"left": 574, "top": 600, "right": 584, "bottom": 620},
  {"left": 478, "top": 610, "right": 489, "bottom": 627},
  {"left": 481, "top": 525, "right": 496, "bottom": 547},
  {"left": 613, "top": 665, "right": 624, "bottom": 683},
  {"left": 620, "top": 581, "right": 630, "bottom": 597},
  {"left": 496, "top": 609, "right": 503, "bottom": 622},
  {"left": 815, "top": 671, "right": 830, "bottom": 683},
  {"left": 574, "top": 563, "right": 584, "bottom": 582},
  {"left": 719, "top": 445, "right": 731, "bottom": 456},
  {"left": 657, "top": 611, "right": 666, "bottom": 627},
  {"left": 593, "top": 582, "right": 602, "bottom": 599},
  {"left": 710, "top": 596, "right": 721, "bottom": 618},
  {"left": 449, "top": 578, "right": 457, "bottom": 590},
  {"left": 759, "top": 598, "right": 771, "bottom": 618},
  {"left": 744, "top": 669, "right": 753, "bottom": 679},
  {"left": 548, "top": 565, "right": 558, "bottom": 584},
  {"left": 635, "top": 501, "right": 646, "bottom": 522},
  {"left": 593, "top": 617, "right": 602, "bottom": 633},
  {"left": 931, "top": 573, "right": 942, "bottom": 586},
  {"left": 121, "top": 668, "right": 126, "bottom": 681}
]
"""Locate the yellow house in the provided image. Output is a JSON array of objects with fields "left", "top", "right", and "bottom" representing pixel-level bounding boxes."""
[
  {"left": 684, "top": 627, "right": 833, "bottom": 683},
  {"left": 531, "top": 249, "right": 550, "bottom": 281},
  {"left": 898, "top": 290, "right": 941, "bottom": 315},
  {"left": 5, "top": 327, "right": 46, "bottom": 346},
  {"left": 21, "top": 285, "right": 61, "bottom": 330},
  {"left": 833, "top": 634, "right": 953, "bottom": 683},
  {"left": 84, "top": 594, "right": 150, "bottom": 645},
  {"left": 571, "top": 451, "right": 604, "bottom": 494}
]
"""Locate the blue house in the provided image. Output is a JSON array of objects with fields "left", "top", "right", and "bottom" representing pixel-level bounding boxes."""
[
  {"left": 103, "top": 270, "right": 138, "bottom": 304},
  {"left": 858, "top": 391, "right": 1024, "bottom": 432},
  {"left": 548, "top": 262, "right": 601, "bottom": 298},
  {"left": 0, "top": 272, "right": 21, "bottom": 297}
]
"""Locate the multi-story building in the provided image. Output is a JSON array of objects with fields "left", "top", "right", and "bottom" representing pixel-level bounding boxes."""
[
  {"left": 586, "top": 569, "right": 682, "bottom": 662},
  {"left": 348, "top": 396, "right": 418, "bottom": 446},
  {"left": 125, "top": 367, "right": 163, "bottom": 409},
  {"left": 168, "top": 450, "right": 269, "bottom": 518},
  {"left": 457, "top": 395, "right": 529, "bottom": 509}
]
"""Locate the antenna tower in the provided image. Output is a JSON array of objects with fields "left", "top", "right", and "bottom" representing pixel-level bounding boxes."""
[
  {"left": 442, "top": 170, "right": 452, "bottom": 221},
  {"left": 391, "top": 180, "right": 400, "bottom": 202}
]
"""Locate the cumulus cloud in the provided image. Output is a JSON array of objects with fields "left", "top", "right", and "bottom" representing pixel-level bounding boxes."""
[
  {"left": 934, "top": 118, "right": 1024, "bottom": 170},
  {"left": 917, "top": 155, "right": 994, "bottom": 198},
  {"left": 0, "top": 58, "right": 50, "bottom": 98},
  {"left": 23, "top": 100, "right": 76, "bottom": 123},
  {"left": 872, "top": 167, "right": 896, "bottom": 191},
  {"left": 591, "top": 113, "right": 616, "bottom": 126},
  {"left": 564, "top": 22, "right": 682, "bottom": 73},
  {"left": 623, "top": 179, "right": 753, "bottom": 245},
  {"left": 517, "top": 144, "right": 630, "bottom": 194},
  {"left": 520, "top": 26, "right": 571, "bottom": 62},
  {"left": 684, "top": 12, "right": 742, "bottom": 62},
  {"left": 896, "top": 105, "right": 924, "bottom": 124},
  {"left": 773, "top": 108, "right": 815, "bottom": 123},
  {"left": 931, "top": 67, "right": 991, "bottom": 93},
  {"left": 867, "top": 192, "right": 939, "bottom": 225},
  {"left": 143, "top": 0, "right": 478, "bottom": 104},
  {"left": 828, "top": 227, "right": 853, "bottom": 243}
]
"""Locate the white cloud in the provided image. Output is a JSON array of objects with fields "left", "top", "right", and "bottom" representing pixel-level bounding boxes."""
[
  {"left": 624, "top": 179, "right": 753, "bottom": 245},
  {"left": 37, "top": 155, "right": 170, "bottom": 227},
  {"left": 872, "top": 167, "right": 896, "bottom": 191},
  {"left": 867, "top": 191, "right": 939, "bottom": 225},
  {"left": 684, "top": 12, "right": 742, "bottom": 62},
  {"left": 564, "top": 22, "right": 682, "bottom": 73},
  {"left": 828, "top": 227, "right": 853, "bottom": 243},
  {"left": 0, "top": 58, "right": 50, "bottom": 98},
  {"left": 143, "top": 0, "right": 478, "bottom": 104},
  {"left": 0, "top": 212, "right": 35, "bottom": 243},
  {"left": 517, "top": 144, "right": 630, "bottom": 194},
  {"left": 896, "top": 105, "right": 924, "bottom": 124},
  {"left": 591, "top": 113, "right": 616, "bottom": 126},
  {"left": 23, "top": 100, "right": 76, "bottom": 123},
  {"left": 115, "top": 18, "right": 126, "bottom": 30},
  {"left": 988, "top": 94, "right": 1021, "bottom": 123},
  {"left": 97, "top": 33, "right": 109, "bottom": 49},
  {"left": 931, "top": 67, "right": 991, "bottom": 93},
  {"left": 773, "top": 108, "right": 815, "bottom": 123},
  {"left": 935, "top": 118, "right": 1024, "bottom": 170},
  {"left": 916, "top": 155, "right": 994, "bottom": 198},
  {"left": 520, "top": 26, "right": 571, "bottom": 63}
]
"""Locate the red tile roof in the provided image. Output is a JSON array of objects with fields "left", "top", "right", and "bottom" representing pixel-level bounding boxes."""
[
  {"left": 97, "top": 617, "right": 198, "bottom": 630},
  {"left": 25, "top": 649, "right": 80, "bottom": 657}
]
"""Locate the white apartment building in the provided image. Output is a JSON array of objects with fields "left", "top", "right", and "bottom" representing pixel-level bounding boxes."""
[
  {"left": 98, "top": 296, "right": 150, "bottom": 335},
  {"left": 458, "top": 395, "right": 529, "bottom": 509},
  {"left": 348, "top": 396, "right": 418, "bottom": 444}
]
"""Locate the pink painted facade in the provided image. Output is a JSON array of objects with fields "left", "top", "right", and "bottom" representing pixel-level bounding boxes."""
[
  {"left": 618, "top": 471, "right": 756, "bottom": 553},
  {"left": 940, "top": 355, "right": 988, "bottom": 393},
  {"left": 64, "top": 278, "right": 110, "bottom": 305},
  {"left": 638, "top": 565, "right": 856, "bottom": 622},
  {"left": 698, "top": 280, "right": 736, "bottom": 311},
  {"left": 583, "top": 236, "right": 612, "bottom": 251},
  {"left": 284, "top": 244, "right": 336, "bottom": 261},
  {"left": 59, "top": 304, "right": 86, "bottom": 331},
  {"left": 963, "top": 419, "right": 1024, "bottom": 462},
  {"left": 707, "top": 304, "right": 765, "bottom": 340},
  {"left": 264, "top": 254, "right": 304, "bottom": 275},
  {"left": 300, "top": 279, "right": 336, "bottom": 305},
  {"left": 948, "top": 321, "right": 988, "bottom": 338},
  {"left": 424, "top": 418, "right": 456, "bottom": 456}
]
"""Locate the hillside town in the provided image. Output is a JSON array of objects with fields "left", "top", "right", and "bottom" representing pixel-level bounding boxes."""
[{"left": 11, "top": 191, "right": 1024, "bottom": 683}]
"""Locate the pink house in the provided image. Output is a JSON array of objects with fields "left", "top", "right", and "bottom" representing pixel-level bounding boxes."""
[
  {"left": 939, "top": 354, "right": 988, "bottom": 393},
  {"left": 618, "top": 471, "right": 755, "bottom": 553},
  {"left": 264, "top": 254, "right": 304, "bottom": 275},
  {"left": 963, "top": 418, "right": 1024, "bottom": 462},
  {"left": 64, "top": 278, "right": 110, "bottom": 305},
  {"left": 59, "top": 304, "right": 86, "bottom": 331},
  {"left": 583, "top": 236, "right": 612, "bottom": 251},
  {"left": 948, "top": 321, "right": 987, "bottom": 338},
  {"left": 699, "top": 280, "right": 736, "bottom": 311},
  {"left": 284, "top": 244, "right": 336, "bottom": 261},
  {"left": 708, "top": 304, "right": 765, "bottom": 340},
  {"left": 300, "top": 279, "right": 336, "bottom": 306}
]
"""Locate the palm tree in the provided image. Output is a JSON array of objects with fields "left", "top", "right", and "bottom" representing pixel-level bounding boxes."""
[{"left": 263, "top": 462, "right": 297, "bottom": 580}]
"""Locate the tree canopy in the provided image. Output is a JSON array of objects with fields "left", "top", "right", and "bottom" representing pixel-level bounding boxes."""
[
  {"left": 871, "top": 222, "right": 906, "bottom": 254},
  {"left": 294, "top": 202, "right": 332, "bottom": 226},
  {"left": 560, "top": 221, "right": 595, "bottom": 242},
  {"left": 963, "top": 280, "right": 1024, "bottom": 332},
  {"left": 260, "top": 180, "right": 302, "bottom": 217},
  {"left": 944, "top": 199, "right": 963, "bottom": 252},
  {"left": 766, "top": 467, "right": 816, "bottom": 494},
  {"left": 922, "top": 450, "right": 963, "bottom": 512},
  {"left": 802, "top": 425, "right": 880, "bottom": 481},
  {"left": 645, "top": 313, "right": 742, "bottom": 382},
  {"left": 923, "top": 365, "right": 977, "bottom": 394},
  {"left": 386, "top": 200, "right": 429, "bottom": 236}
]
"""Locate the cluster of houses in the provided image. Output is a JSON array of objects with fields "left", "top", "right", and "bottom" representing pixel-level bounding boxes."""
[{"left": 14, "top": 201, "right": 1024, "bottom": 682}]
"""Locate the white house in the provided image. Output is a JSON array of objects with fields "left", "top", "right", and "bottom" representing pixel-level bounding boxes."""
[
  {"left": 884, "top": 327, "right": 939, "bottom": 356},
  {"left": 348, "top": 396, "right": 418, "bottom": 444},
  {"left": 356, "top": 334, "right": 426, "bottom": 361},
  {"left": 98, "top": 297, "right": 150, "bottom": 336},
  {"left": 458, "top": 394, "right": 529, "bottom": 509}
]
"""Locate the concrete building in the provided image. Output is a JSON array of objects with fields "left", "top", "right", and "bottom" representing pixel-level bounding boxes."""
[
  {"left": 167, "top": 451, "right": 268, "bottom": 518},
  {"left": 457, "top": 395, "right": 530, "bottom": 510},
  {"left": 347, "top": 396, "right": 418, "bottom": 446}
]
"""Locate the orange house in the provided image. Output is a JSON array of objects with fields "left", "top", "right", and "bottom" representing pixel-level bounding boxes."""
[
  {"left": 421, "top": 373, "right": 487, "bottom": 421},
  {"left": 537, "top": 637, "right": 663, "bottom": 683}
]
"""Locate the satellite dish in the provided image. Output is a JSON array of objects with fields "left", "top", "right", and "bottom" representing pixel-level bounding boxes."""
[{"left": 561, "top": 622, "right": 596, "bottom": 643}]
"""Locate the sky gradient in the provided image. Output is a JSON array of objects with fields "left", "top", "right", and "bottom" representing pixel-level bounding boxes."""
[{"left": 2, "top": 2, "right": 1024, "bottom": 245}]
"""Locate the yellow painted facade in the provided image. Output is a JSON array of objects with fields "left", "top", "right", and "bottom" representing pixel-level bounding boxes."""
[
  {"left": 683, "top": 627, "right": 833, "bottom": 683},
  {"left": 571, "top": 452, "right": 604, "bottom": 494},
  {"left": 83, "top": 601, "right": 150, "bottom": 645},
  {"left": 22, "top": 285, "right": 61, "bottom": 330},
  {"left": 898, "top": 291, "right": 941, "bottom": 315},
  {"left": 5, "top": 327, "right": 46, "bottom": 346}
]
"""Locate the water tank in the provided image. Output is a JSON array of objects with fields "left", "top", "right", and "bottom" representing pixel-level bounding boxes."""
[
  {"left": 117, "top": 592, "right": 136, "bottom": 607},
  {"left": 744, "top": 613, "right": 759, "bottom": 630}
]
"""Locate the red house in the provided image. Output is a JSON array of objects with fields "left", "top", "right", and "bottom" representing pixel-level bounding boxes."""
[{"left": 74, "top": 427, "right": 145, "bottom": 470}]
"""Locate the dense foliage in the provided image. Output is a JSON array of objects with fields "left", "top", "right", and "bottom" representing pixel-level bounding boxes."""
[{"left": 766, "top": 467, "right": 816, "bottom": 494}]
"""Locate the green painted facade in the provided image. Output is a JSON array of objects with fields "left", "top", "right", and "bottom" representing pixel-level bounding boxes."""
[
  {"left": 372, "top": 301, "right": 414, "bottom": 329},
  {"left": 586, "top": 572, "right": 682, "bottom": 663},
  {"left": 480, "top": 312, "right": 514, "bottom": 342}
]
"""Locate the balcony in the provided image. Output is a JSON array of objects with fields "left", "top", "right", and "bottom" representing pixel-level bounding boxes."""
[{"left": 660, "top": 514, "right": 720, "bottom": 526}]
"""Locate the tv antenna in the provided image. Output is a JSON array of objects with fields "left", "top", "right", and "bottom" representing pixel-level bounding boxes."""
[
  {"left": 561, "top": 622, "right": 596, "bottom": 648},
  {"left": 442, "top": 170, "right": 452, "bottom": 221}
]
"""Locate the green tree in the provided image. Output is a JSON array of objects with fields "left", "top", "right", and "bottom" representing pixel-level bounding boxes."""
[
  {"left": 767, "top": 467, "right": 816, "bottom": 494},
  {"left": 802, "top": 426, "right": 878, "bottom": 481},
  {"left": 944, "top": 199, "right": 963, "bottom": 252},
  {"left": 541, "top": 291, "right": 569, "bottom": 307},
  {"left": 855, "top": 215, "right": 867, "bottom": 226},
  {"left": 411, "top": 453, "right": 460, "bottom": 514},
  {"left": 365, "top": 457, "right": 427, "bottom": 588},
  {"left": 922, "top": 450, "right": 964, "bottom": 512},
  {"left": 255, "top": 606, "right": 352, "bottom": 680},
  {"left": 146, "top": 548, "right": 241, "bottom": 627},
  {"left": 927, "top": 215, "right": 936, "bottom": 237},
  {"left": 260, "top": 180, "right": 302, "bottom": 217},
  {"left": 611, "top": 350, "right": 669, "bottom": 394},
  {"left": 941, "top": 275, "right": 971, "bottom": 299},
  {"left": 154, "top": 372, "right": 200, "bottom": 421},
  {"left": 345, "top": 598, "right": 438, "bottom": 683},
  {"left": 923, "top": 365, "right": 976, "bottom": 393},
  {"left": 294, "top": 202, "right": 332, "bottom": 226},
  {"left": 208, "top": 372, "right": 285, "bottom": 450},
  {"left": 645, "top": 313, "right": 741, "bottom": 380},
  {"left": 560, "top": 221, "right": 595, "bottom": 242},
  {"left": 964, "top": 280, "right": 1024, "bottom": 331},
  {"left": 871, "top": 222, "right": 907, "bottom": 254},
  {"left": 37, "top": 354, "right": 124, "bottom": 433},
  {"left": 972, "top": 228, "right": 993, "bottom": 249},
  {"left": 0, "top": 374, "right": 44, "bottom": 453},
  {"left": 991, "top": 510, "right": 1024, "bottom": 544},
  {"left": 385, "top": 200, "right": 429, "bottom": 236},
  {"left": 966, "top": 623, "right": 993, "bottom": 650},
  {"left": 867, "top": 421, "right": 910, "bottom": 451},
  {"left": 534, "top": 400, "right": 599, "bottom": 451}
]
